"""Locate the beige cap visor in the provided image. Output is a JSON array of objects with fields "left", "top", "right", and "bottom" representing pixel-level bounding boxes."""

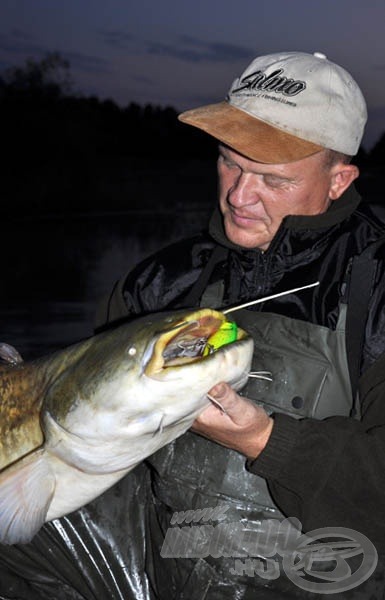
[{"left": 178, "top": 101, "right": 324, "bottom": 164}]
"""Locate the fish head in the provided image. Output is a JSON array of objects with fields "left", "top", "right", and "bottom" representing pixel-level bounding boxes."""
[
  {"left": 0, "top": 310, "right": 253, "bottom": 544},
  {"left": 138, "top": 307, "right": 254, "bottom": 418},
  {"left": 45, "top": 308, "right": 253, "bottom": 457}
]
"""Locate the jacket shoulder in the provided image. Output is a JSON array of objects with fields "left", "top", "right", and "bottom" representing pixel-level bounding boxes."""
[
  {"left": 125, "top": 232, "right": 216, "bottom": 301},
  {"left": 95, "top": 232, "right": 216, "bottom": 329},
  {"left": 353, "top": 200, "right": 385, "bottom": 235}
]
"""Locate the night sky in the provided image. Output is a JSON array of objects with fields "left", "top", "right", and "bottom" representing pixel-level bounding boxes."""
[{"left": 1, "top": 0, "right": 384, "bottom": 150}]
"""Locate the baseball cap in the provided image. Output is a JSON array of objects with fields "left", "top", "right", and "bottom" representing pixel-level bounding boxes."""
[{"left": 178, "top": 51, "right": 367, "bottom": 163}]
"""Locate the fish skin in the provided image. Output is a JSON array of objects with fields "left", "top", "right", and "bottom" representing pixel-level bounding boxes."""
[{"left": 0, "top": 308, "right": 253, "bottom": 544}]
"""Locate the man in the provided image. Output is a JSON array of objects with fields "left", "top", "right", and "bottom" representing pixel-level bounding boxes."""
[
  {"left": 1, "top": 51, "right": 385, "bottom": 599},
  {"left": 93, "top": 51, "right": 385, "bottom": 598}
]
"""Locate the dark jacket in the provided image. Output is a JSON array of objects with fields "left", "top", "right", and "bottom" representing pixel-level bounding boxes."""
[
  {"left": 97, "top": 185, "right": 385, "bottom": 551},
  {"left": 100, "top": 185, "right": 385, "bottom": 372}
]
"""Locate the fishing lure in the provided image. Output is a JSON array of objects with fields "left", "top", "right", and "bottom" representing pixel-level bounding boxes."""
[
  {"left": 203, "top": 320, "right": 238, "bottom": 356},
  {"left": 203, "top": 281, "right": 320, "bottom": 355}
]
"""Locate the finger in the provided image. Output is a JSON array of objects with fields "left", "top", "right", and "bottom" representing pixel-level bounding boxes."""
[
  {"left": 207, "top": 383, "right": 241, "bottom": 413},
  {"left": 207, "top": 382, "right": 231, "bottom": 399},
  {"left": 207, "top": 393, "right": 229, "bottom": 414},
  {"left": 208, "top": 386, "right": 251, "bottom": 421}
]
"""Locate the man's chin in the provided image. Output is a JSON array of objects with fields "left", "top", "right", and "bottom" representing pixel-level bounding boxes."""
[{"left": 224, "top": 221, "right": 270, "bottom": 250}]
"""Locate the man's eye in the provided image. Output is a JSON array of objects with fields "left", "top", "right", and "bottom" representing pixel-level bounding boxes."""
[
  {"left": 219, "top": 156, "right": 237, "bottom": 169},
  {"left": 223, "top": 159, "right": 237, "bottom": 169},
  {"left": 264, "top": 176, "right": 288, "bottom": 188}
]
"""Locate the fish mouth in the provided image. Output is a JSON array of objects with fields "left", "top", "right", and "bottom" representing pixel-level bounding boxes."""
[{"left": 144, "top": 309, "right": 249, "bottom": 376}]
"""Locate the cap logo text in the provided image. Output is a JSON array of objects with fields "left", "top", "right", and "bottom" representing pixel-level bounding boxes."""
[{"left": 232, "top": 69, "right": 306, "bottom": 97}]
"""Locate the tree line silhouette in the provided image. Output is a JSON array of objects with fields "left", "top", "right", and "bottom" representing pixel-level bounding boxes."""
[{"left": 1, "top": 53, "right": 383, "bottom": 217}]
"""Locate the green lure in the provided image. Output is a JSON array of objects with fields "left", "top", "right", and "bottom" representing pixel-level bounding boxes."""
[{"left": 203, "top": 321, "right": 238, "bottom": 356}]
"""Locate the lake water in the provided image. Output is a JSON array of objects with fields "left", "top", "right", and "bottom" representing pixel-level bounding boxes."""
[{"left": 0, "top": 207, "right": 212, "bottom": 359}]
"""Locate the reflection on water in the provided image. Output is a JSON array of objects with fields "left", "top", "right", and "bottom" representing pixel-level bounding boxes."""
[{"left": 0, "top": 208, "right": 211, "bottom": 359}]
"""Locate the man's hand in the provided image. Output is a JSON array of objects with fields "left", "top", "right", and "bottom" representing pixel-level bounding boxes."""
[{"left": 191, "top": 382, "right": 273, "bottom": 459}]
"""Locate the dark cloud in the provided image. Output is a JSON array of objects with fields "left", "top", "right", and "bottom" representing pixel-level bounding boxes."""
[
  {"left": 99, "top": 30, "right": 134, "bottom": 48},
  {"left": 63, "top": 51, "right": 110, "bottom": 74},
  {"left": 0, "top": 31, "right": 48, "bottom": 57},
  {"left": 98, "top": 29, "right": 253, "bottom": 62},
  {"left": 185, "top": 92, "right": 227, "bottom": 106},
  {"left": 10, "top": 28, "right": 35, "bottom": 41},
  {"left": 0, "top": 31, "right": 110, "bottom": 75},
  {"left": 146, "top": 35, "right": 254, "bottom": 63},
  {"left": 131, "top": 74, "right": 153, "bottom": 85}
]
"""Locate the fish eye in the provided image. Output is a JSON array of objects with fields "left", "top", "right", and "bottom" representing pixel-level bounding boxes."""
[{"left": 127, "top": 346, "right": 137, "bottom": 356}]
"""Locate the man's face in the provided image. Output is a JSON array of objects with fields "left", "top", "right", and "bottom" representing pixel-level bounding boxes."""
[{"left": 217, "top": 145, "right": 344, "bottom": 250}]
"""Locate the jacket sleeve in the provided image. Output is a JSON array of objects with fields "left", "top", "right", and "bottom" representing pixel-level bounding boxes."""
[
  {"left": 94, "top": 235, "right": 214, "bottom": 332},
  {"left": 246, "top": 351, "right": 385, "bottom": 552}
]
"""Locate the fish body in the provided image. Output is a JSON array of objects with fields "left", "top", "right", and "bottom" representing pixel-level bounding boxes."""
[{"left": 0, "top": 308, "right": 253, "bottom": 544}]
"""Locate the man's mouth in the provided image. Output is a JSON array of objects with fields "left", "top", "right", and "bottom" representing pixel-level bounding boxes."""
[{"left": 229, "top": 209, "right": 267, "bottom": 225}]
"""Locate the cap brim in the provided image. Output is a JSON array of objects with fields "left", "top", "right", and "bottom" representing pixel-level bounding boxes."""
[{"left": 178, "top": 101, "right": 324, "bottom": 163}]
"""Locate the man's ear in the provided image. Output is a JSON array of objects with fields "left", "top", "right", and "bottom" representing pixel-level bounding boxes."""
[{"left": 329, "top": 164, "right": 359, "bottom": 200}]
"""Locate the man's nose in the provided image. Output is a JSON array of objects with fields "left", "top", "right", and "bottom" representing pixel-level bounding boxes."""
[{"left": 228, "top": 173, "right": 260, "bottom": 207}]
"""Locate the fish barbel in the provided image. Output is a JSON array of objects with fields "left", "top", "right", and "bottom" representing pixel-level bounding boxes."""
[{"left": 0, "top": 307, "right": 253, "bottom": 545}]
